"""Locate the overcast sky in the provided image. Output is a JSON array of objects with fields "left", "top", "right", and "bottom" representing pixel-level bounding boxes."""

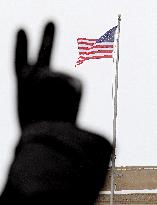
[{"left": 1, "top": 0, "right": 157, "bottom": 192}]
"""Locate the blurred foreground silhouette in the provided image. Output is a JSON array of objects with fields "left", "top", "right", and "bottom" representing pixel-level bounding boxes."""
[{"left": 0, "top": 22, "right": 112, "bottom": 205}]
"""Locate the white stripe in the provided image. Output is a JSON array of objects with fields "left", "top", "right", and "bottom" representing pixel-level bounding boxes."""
[
  {"left": 78, "top": 43, "right": 114, "bottom": 50},
  {"left": 78, "top": 43, "right": 95, "bottom": 47},
  {"left": 115, "top": 167, "right": 157, "bottom": 171},
  {"left": 78, "top": 48, "right": 113, "bottom": 52},
  {"left": 77, "top": 39, "right": 96, "bottom": 43},
  {"left": 78, "top": 42, "right": 114, "bottom": 47},
  {"left": 78, "top": 40, "right": 113, "bottom": 45},
  {"left": 78, "top": 45, "right": 95, "bottom": 48},
  {"left": 99, "top": 189, "right": 157, "bottom": 195},
  {"left": 96, "top": 42, "right": 114, "bottom": 46}
]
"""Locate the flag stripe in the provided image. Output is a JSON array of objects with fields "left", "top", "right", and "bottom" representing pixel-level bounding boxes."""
[
  {"left": 77, "top": 38, "right": 97, "bottom": 41},
  {"left": 76, "top": 55, "right": 112, "bottom": 65},
  {"left": 79, "top": 50, "right": 113, "bottom": 55},
  {"left": 78, "top": 41, "right": 113, "bottom": 45},
  {"left": 79, "top": 48, "right": 113, "bottom": 52},
  {"left": 79, "top": 55, "right": 112, "bottom": 60},
  {"left": 77, "top": 42, "right": 95, "bottom": 46},
  {"left": 78, "top": 45, "right": 113, "bottom": 50}
]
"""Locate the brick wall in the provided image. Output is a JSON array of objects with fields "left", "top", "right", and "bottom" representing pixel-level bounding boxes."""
[{"left": 96, "top": 166, "right": 157, "bottom": 204}]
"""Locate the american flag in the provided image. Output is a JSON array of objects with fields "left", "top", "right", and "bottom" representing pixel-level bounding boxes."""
[{"left": 75, "top": 26, "right": 117, "bottom": 66}]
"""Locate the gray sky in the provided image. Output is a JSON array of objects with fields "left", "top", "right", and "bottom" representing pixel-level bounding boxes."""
[{"left": 1, "top": 0, "right": 157, "bottom": 192}]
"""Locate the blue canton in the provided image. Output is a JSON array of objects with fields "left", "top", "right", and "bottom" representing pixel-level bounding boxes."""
[{"left": 96, "top": 26, "right": 117, "bottom": 43}]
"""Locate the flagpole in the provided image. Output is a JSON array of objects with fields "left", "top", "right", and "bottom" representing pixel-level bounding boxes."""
[{"left": 110, "top": 14, "right": 121, "bottom": 205}]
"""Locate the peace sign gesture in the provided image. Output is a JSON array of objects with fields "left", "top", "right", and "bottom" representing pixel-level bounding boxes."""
[
  {"left": 15, "top": 22, "right": 81, "bottom": 129},
  {"left": 15, "top": 22, "right": 54, "bottom": 79}
]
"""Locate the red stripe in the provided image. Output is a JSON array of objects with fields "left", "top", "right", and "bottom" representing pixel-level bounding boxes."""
[
  {"left": 77, "top": 41, "right": 96, "bottom": 46},
  {"left": 77, "top": 38, "right": 97, "bottom": 41},
  {"left": 76, "top": 54, "right": 112, "bottom": 66},
  {"left": 76, "top": 60, "right": 85, "bottom": 65},
  {"left": 79, "top": 50, "right": 113, "bottom": 55},
  {"left": 79, "top": 55, "right": 112, "bottom": 60},
  {"left": 78, "top": 45, "right": 113, "bottom": 50},
  {"left": 76, "top": 61, "right": 84, "bottom": 65}
]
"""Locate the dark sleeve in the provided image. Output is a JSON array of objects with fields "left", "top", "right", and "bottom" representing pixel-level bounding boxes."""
[{"left": 0, "top": 121, "right": 112, "bottom": 205}]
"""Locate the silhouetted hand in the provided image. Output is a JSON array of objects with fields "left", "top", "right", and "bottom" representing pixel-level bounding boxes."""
[
  {"left": 15, "top": 22, "right": 82, "bottom": 129},
  {"left": 0, "top": 22, "right": 112, "bottom": 205}
]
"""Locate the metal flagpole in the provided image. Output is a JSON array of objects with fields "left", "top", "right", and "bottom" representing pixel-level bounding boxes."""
[{"left": 110, "top": 14, "right": 121, "bottom": 205}]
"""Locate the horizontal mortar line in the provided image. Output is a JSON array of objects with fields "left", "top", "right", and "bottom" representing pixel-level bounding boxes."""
[{"left": 100, "top": 189, "right": 157, "bottom": 195}]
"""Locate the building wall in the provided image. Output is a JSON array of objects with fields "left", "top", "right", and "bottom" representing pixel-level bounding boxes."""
[
  {"left": 96, "top": 194, "right": 157, "bottom": 205},
  {"left": 96, "top": 166, "right": 157, "bottom": 204}
]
